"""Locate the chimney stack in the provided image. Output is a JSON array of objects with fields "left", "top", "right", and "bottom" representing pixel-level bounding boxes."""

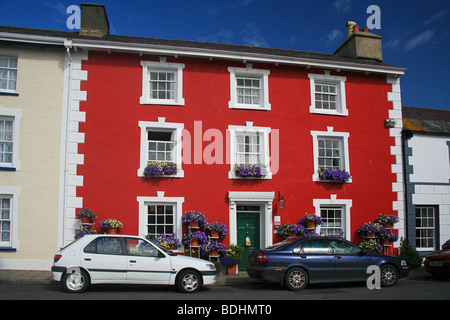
[
  {"left": 79, "top": 3, "right": 110, "bottom": 37},
  {"left": 334, "top": 21, "right": 383, "bottom": 62}
]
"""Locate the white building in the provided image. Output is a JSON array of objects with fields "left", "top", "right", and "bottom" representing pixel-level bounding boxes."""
[{"left": 403, "top": 106, "right": 450, "bottom": 254}]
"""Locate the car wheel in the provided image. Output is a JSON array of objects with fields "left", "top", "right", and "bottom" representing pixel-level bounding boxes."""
[
  {"left": 380, "top": 265, "right": 398, "bottom": 287},
  {"left": 285, "top": 267, "right": 308, "bottom": 291},
  {"left": 176, "top": 269, "right": 202, "bottom": 293},
  {"left": 62, "top": 268, "right": 90, "bottom": 293}
]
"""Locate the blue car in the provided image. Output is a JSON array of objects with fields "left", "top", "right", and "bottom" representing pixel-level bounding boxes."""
[{"left": 247, "top": 236, "right": 409, "bottom": 290}]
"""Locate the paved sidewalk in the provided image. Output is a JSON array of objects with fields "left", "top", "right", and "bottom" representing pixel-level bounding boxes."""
[{"left": 0, "top": 269, "right": 257, "bottom": 286}]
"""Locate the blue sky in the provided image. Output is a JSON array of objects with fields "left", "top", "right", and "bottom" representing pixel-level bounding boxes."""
[{"left": 1, "top": 0, "right": 449, "bottom": 110}]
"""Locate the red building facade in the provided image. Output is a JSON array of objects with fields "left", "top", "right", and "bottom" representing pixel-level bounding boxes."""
[{"left": 63, "top": 12, "right": 405, "bottom": 263}]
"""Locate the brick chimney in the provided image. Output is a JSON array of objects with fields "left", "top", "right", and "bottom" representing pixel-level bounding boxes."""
[
  {"left": 79, "top": 3, "right": 109, "bottom": 37},
  {"left": 334, "top": 21, "right": 383, "bottom": 62}
]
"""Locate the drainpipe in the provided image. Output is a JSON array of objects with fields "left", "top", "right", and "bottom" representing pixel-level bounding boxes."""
[{"left": 58, "top": 39, "right": 73, "bottom": 248}]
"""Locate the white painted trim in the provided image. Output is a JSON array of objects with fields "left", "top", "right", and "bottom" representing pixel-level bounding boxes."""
[
  {"left": 137, "top": 192, "right": 185, "bottom": 240},
  {"left": 228, "top": 122, "right": 272, "bottom": 179},
  {"left": 228, "top": 65, "right": 271, "bottom": 110},
  {"left": 0, "top": 106, "right": 22, "bottom": 170},
  {"left": 137, "top": 118, "right": 184, "bottom": 178},
  {"left": 140, "top": 59, "right": 185, "bottom": 106},
  {"left": 0, "top": 186, "right": 21, "bottom": 249},
  {"left": 308, "top": 72, "right": 348, "bottom": 116},
  {"left": 310, "top": 127, "right": 351, "bottom": 182},
  {"left": 58, "top": 49, "right": 88, "bottom": 248},
  {"left": 228, "top": 191, "right": 275, "bottom": 248},
  {"left": 387, "top": 75, "right": 405, "bottom": 247},
  {"left": 313, "top": 195, "right": 352, "bottom": 240}
]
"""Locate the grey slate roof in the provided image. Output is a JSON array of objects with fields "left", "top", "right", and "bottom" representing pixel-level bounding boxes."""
[
  {"left": 402, "top": 106, "right": 450, "bottom": 135},
  {"left": 0, "top": 25, "right": 402, "bottom": 71}
]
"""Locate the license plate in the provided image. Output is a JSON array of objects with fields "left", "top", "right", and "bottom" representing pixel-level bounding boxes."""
[{"left": 430, "top": 261, "right": 443, "bottom": 267}]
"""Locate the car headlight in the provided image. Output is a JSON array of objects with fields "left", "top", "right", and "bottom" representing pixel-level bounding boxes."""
[{"left": 206, "top": 263, "right": 216, "bottom": 270}]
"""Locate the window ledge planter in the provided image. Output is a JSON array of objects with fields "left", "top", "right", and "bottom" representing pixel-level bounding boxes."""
[
  {"left": 318, "top": 169, "right": 351, "bottom": 183},
  {"left": 143, "top": 161, "right": 178, "bottom": 178},
  {"left": 234, "top": 164, "right": 266, "bottom": 178}
]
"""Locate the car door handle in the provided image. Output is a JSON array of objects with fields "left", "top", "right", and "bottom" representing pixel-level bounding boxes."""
[
  {"left": 129, "top": 260, "right": 137, "bottom": 263},
  {"left": 335, "top": 256, "right": 342, "bottom": 259},
  {"left": 84, "top": 258, "right": 91, "bottom": 261},
  {"left": 300, "top": 255, "right": 307, "bottom": 259}
]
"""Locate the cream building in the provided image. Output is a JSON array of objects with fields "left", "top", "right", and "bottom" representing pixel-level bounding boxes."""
[{"left": 0, "top": 35, "right": 66, "bottom": 270}]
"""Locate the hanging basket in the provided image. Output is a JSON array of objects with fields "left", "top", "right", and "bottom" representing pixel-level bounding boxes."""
[
  {"left": 306, "top": 221, "right": 315, "bottom": 229},
  {"left": 189, "top": 221, "right": 199, "bottom": 228}
]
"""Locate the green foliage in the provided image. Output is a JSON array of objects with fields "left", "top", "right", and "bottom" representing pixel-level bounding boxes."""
[{"left": 399, "top": 237, "right": 423, "bottom": 269}]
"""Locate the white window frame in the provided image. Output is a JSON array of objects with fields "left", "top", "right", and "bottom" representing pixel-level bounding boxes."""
[
  {"left": 138, "top": 118, "right": 184, "bottom": 178},
  {"left": 0, "top": 186, "right": 21, "bottom": 249},
  {"left": 140, "top": 58, "right": 185, "bottom": 106},
  {"left": 228, "top": 64, "right": 271, "bottom": 111},
  {"left": 228, "top": 122, "right": 272, "bottom": 179},
  {"left": 311, "top": 127, "right": 351, "bottom": 182},
  {"left": 0, "top": 55, "right": 18, "bottom": 94},
  {"left": 137, "top": 192, "right": 184, "bottom": 250},
  {"left": 0, "top": 106, "right": 22, "bottom": 170},
  {"left": 309, "top": 72, "right": 347, "bottom": 116},
  {"left": 415, "top": 206, "right": 436, "bottom": 251},
  {"left": 313, "top": 195, "right": 352, "bottom": 240}
]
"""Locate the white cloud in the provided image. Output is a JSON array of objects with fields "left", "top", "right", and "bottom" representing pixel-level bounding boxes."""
[
  {"left": 241, "top": 22, "right": 267, "bottom": 47},
  {"left": 328, "top": 29, "right": 343, "bottom": 43},
  {"left": 333, "top": 0, "right": 351, "bottom": 14},
  {"left": 405, "top": 30, "right": 435, "bottom": 51}
]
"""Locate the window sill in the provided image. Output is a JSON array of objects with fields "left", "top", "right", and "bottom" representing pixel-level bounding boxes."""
[
  {"left": 0, "top": 247, "right": 16, "bottom": 251},
  {"left": 228, "top": 103, "right": 271, "bottom": 111},
  {"left": 309, "top": 107, "right": 348, "bottom": 116},
  {"left": 0, "top": 167, "right": 16, "bottom": 171},
  {"left": 139, "top": 98, "right": 185, "bottom": 106},
  {"left": 0, "top": 91, "right": 19, "bottom": 96}
]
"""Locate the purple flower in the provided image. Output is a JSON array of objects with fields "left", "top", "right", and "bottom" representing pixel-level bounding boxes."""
[
  {"left": 318, "top": 168, "right": 351, "bottom": 182},
  {"left": 234, "top": 164, "right": 266, "bottom": 177},
  {"left": 143, "top": 162, "right": 177, "bottom": 177}
]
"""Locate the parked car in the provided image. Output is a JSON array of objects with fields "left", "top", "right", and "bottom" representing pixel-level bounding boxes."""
[
  {"left": 247, "top": 236, "right": 409, "bottom": 290},
  {"left": 51, "top": 234, "right": 216, "bottom": 293},
  {"left": 424, "top": 244, "right": 450, "bottom": 280},
  {"left": 442, "top": 239, "right": 450, "bottom": 250}
]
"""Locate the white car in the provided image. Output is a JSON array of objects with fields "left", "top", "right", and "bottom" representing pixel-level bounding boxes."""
[{"left": 51, "top": 234, "right": 216, "bottom": 293}]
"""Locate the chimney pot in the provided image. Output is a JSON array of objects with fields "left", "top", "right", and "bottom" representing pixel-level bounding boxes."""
[{"left": 335, "top": 21, "right": 383, "bottom": 62}]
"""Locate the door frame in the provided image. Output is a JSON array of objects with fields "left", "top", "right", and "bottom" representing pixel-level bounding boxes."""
[{"left": 228, "top": 191, "right": 275, "bottom": 250}]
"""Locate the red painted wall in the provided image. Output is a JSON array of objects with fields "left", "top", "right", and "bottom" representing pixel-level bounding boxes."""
[{"left": 77, "top": 51, "right": 397, "bottom": 245}]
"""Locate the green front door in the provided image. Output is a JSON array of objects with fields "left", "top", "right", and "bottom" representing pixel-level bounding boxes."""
[{"left": 237, "top": 205, "right": 260, "bottom": 270}]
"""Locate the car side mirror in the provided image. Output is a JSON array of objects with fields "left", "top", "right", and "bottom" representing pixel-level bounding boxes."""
[{"left": 359, "top": 249, "right": 367, "bottom": 256}]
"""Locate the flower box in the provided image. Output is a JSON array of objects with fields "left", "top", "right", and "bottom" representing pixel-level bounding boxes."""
[
  {"left": 76, "top": 208, "right": 97, "bottom": 223},
  {"left": 234, "top": 164, "right": 266, "bottom": 177},
  {"left": 143, "top": 161, "right": 177, "bottom": 177},
  {"left": 318, "top": 168, "right": 351, "bottom": 182},
  {"left": 298, "top": 213, "right": 323, "bottom": 228},
  {"left": 182, "top": 210, "right": 207, "bottom": 228},
  {"left": 204, "top": 222, "right": 228, "bottom": 239}
]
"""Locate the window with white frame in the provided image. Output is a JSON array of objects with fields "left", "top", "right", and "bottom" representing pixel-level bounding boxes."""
[
  {"left": 309, "top": 72, "right": 347, "bottom": 116},
  {"left": 146, "top": 204, "right": 175, "bottom": 238},
  {"left": 137, "top": 192, "right": 184, "bottom": 246},
  {"left": 320, "top": 207, "right": 344, "bottom": 237},
  {"left": 0, "top": 55, "right": 18, "bottom": 93},
  {"left": 318, "top": 138, "right": 342, "bottom": 170},
  {"left": 228, "top": 65, "right": 270, "bottom": 110},
  {"left": 228, "top": 122, "right": 272, "bottom": 179},
  {"left": 0, "top": 117, "right": 13, "bottom": 166},
  {"left": 313, "top": 196, "right": 352, "bottom": 240},
  {"left": 138, "top": 119, "right": 184, "bottom": 178},
  {"left": 140, "top": 59, "right": 185, "bottom": 105},
  {"left": 415, "top": 206, "right": 436, "bottom": 250},
  {"left": 0, "top": 187, "right": 20, "bottom": 249},
  {"left": 311, "top": 127, "right": 350, "bottom": 182},
  {"left": 0, "top": 107, "right": 22, "bottom": 170},
  {"left": 0, "top": 196, "right": 12, "bottom": 246}
]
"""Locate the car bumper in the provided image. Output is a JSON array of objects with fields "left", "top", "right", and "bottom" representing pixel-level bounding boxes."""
[
  {"left": 51, "top": 266, "right": 66, "bottom": 282},
  {"left": 247, "top": 265, "right": 284, "bottom": 284}
]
